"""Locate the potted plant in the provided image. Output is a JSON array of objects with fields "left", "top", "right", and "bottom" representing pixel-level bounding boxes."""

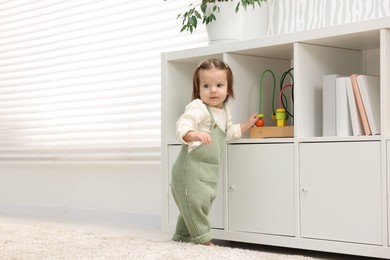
[{"left": 166, "top": 0, "right": 268, "bottom": 43}]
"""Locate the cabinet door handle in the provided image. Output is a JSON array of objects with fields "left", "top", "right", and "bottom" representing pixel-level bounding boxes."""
[
  {"left": 301, "top": 188, "right": 309, "bottom": 192},
  {"left": 229, "top": 185, "right": 236, "bottom": 190}
]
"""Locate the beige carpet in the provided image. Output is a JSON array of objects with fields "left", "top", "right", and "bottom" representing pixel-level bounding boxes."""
[{"left": 0, "top": 220, "right": 314, "bottom": 260}]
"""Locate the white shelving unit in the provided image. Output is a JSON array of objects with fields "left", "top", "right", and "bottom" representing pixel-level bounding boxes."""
[{"left": 161, "top": 17, "right": 390, "bottom": 259}]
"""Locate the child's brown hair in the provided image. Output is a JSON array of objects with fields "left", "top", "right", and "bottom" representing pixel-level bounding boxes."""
[{"left": 192, "top": 59, "right": 234, "bottom": 102}]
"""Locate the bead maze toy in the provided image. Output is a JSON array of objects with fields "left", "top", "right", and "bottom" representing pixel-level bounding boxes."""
[{"left": 250, "top": 69, "right": 294, "bottom": 138}]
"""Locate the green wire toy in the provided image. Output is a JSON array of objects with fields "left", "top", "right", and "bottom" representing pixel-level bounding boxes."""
[
  {"left": 257, "top": 68, "right": 294, "bottom": 127},
  {"left": 256, "top": 69, "right": 276, "bottom": 127}
]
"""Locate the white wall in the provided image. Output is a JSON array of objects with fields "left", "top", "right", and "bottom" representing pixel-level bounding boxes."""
[
  {"left": 269, "top": 0, "right": 390, "bottom": 35},
  {"left": 0, "top": 164, "right": 161, "bottom": 227}
]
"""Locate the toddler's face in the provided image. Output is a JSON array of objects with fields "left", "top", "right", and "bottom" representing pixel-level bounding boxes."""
[{"left": 198, "top": 68, "right": 228, "bottom": 109}]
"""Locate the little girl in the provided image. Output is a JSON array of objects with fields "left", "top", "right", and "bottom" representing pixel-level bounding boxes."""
[{"left": 171, "top": 59, "right": 259, "bottom": 246}]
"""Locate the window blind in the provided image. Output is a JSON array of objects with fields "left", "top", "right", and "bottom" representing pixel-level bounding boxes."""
[{"left": 0, "top": 0, "right": 207, "bottom": 164}]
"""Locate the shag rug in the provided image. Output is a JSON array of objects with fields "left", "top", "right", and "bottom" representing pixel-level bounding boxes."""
[{"left": 0, "top": 222, "right": 314, "bottom": 260}]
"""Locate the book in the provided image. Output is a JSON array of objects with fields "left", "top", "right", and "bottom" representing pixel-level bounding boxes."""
[
  {"left": 345, "top": 77, "right": 364, "bottom": 136},
  {"left": 335, "top": 77, "right": 353, "bottom": 136},
  {"left": 350, "top": 74, "right": 371, "bottom": 135},
  {"left": 323, "top": 74, "right": 343, "bottom": 136},
  {"left": 356, "top": 75, "right": 380, "bottom": 135}
]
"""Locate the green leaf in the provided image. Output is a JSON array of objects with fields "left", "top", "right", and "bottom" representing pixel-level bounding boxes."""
[
  {"left": 206, "top": 13, "right": 216, "bottom": 24},
  {"left": 200, "top": 3, "right": 207, "bottom": 14},
  {"left": 190, "top": 16, "right": 197, "bottom": 27},
  {"left": 195, "top": 10, "right": 201, "bottom": 19}
]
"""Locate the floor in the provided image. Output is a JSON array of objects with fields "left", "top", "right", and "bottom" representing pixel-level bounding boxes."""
[{"left": 0, "top": 214, "right": 382, "bottom": 260}]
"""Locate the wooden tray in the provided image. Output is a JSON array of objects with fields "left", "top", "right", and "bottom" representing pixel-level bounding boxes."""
[{"left": 250, "top": 126, "right": 294, "bottom": 138}]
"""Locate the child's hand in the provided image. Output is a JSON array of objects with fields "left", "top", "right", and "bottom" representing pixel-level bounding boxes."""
[
  {"left": 248, "top": 113, "right": 260, "bottom": 126},
  {"left": 183, "top": 131, "right": 212, "bottom": 144},
  {"left": 240, "top": 113, "right": 260, "bottom": 134}
]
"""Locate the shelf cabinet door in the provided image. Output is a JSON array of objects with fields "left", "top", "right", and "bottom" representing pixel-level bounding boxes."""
[
  {"left": 228, "top": 143, "right": 295, "bottom": 236},
  {"left": 300, "top": 141, "right": 382, "bottom": 245},
  {"left": 388, "top": 140, "right": 390, "bottom": 246},
  {"left": 167, "top": 145, "right": 224, "bottom": 229}
]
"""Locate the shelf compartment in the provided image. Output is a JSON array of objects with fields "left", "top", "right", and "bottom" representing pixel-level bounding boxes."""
[
  {"left": 382, "top": 29, "right": 390, "bottom": 136},
  {"left": 225, "top": 53, "right": 293, "bottom": 138},
  {"left": 294, "top": 43, "right": 365, "bottom": 138}
]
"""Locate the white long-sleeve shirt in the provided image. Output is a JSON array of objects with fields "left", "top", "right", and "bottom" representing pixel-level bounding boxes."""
[{"left": 176, "top": 99, "right": 242, "bottom": 152}]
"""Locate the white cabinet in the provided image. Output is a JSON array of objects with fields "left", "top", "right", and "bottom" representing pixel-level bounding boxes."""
[
  {"left": 228, "top": 143, "right": 294, "bottom": 236},
  {"left": 300, "top": 141, "right": 382, "bottom": 245},
  {"left": 388, "top": 140, "right": 390, "bottom": 246},
  {"left": 161, "top": 17, "right": 390, "bottom": 258},
  {"left": 167, "top": 145, "right": 224, "bottom": 230}
]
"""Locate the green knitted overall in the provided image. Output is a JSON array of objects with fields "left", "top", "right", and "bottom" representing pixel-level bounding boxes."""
[{"left": 171, "top": 105, "right": 227, "bottom": 244}]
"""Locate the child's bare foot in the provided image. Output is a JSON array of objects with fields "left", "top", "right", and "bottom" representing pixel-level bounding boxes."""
[{"left": 204, "top": 241, "right": 215, "bottom": 246}]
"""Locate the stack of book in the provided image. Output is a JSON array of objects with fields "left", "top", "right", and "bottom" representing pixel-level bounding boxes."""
[{"left": 323, "top": 74, "right": 380, "bottom": 136}]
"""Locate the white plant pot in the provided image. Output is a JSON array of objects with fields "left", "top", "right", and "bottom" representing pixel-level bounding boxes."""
[
  {"left": 242, "top": 2, "right": 269, "bottom": 39},
  {"left": 206, "top": 1, "right": 244, "bottom": 44}
]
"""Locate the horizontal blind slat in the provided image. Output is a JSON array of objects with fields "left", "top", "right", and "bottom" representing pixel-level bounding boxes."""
[{"left": 0, "top": 0, "right": 206, "bottom": 164}]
